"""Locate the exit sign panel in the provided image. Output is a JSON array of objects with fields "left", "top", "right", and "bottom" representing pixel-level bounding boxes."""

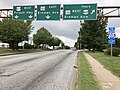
[
  {"left": 13, "top": 5, "right": 35, "bottom": 20},
  {"left": 63, "top": 4, "right": 97, "bottom": 20},
  {"left": 37, "top": 4, "right": 61, "bottom": 20}
]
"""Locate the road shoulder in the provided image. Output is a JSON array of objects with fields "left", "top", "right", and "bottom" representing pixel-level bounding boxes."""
[{"left": 83, "top": 52, "right": 120, "bottom": 90}]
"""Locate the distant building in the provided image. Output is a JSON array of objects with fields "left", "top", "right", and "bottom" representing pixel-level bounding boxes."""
[{"left": 0, "top": 42, "right": 9, "bottom": 48}]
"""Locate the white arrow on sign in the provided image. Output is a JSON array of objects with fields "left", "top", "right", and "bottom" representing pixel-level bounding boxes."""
[
  {"left": 91, "top": 10, "right": 95, "bottom": 14},
  {"left": 28, "top": 15, "right": 33, "bottom": 19},
  {"left": 14, "top": 15, "right": 19, "bottom": 19},
  {"left": 46, "top": 15, "right": 51, "bottom": 19}
]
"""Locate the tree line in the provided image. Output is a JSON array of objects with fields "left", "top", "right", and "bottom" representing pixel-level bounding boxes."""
[
  {"left": 75, "top": 10, "right": 120, "bottom": 52},
  {"left": 0, "top": 18, "right": 68, "bottom": 50}
]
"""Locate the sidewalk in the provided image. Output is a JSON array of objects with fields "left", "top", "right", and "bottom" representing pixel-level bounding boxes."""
[{"left": 83, "top": 52, "right": 120, "bottom": 90}]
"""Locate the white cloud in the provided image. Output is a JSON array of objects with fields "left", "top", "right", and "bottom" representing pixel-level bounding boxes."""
[
  {"left": 56, "top": 35, "right": 76, "bottom": 47},
  {"left": 116, "top": 27, "right": 120, "bottom": 38},
  {"left": 32, "top": 20, "right": 79, "bottom": 40}
]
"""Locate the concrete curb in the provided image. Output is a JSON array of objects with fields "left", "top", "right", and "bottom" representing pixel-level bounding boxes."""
[{"left": 70, "top": 51, "right": 78, "bottom": 90}]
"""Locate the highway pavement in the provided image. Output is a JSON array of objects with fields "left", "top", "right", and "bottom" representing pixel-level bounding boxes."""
[{"left": 0, "top": 50, "right": 77, "bottom": 90}]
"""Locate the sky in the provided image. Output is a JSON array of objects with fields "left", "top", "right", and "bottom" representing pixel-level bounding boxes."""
[{"left": 0, "top": 0, "right": 120, "bottom": 47}]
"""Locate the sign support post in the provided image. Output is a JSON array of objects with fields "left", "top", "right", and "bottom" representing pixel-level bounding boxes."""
[
  {"left": 111, "top": 44, "right": 112, "bottom": 60},
  {"left": 108, "top": 27, "right": 116, "bottom": 60}
]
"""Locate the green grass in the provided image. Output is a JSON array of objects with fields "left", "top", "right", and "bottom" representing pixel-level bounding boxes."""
[
  {"left": 89, "top": 52, "right": 120, "bottom": 78},
  {"left": 0, "top": 48, "right": 12, "bottom": 53},
  {"left": 0, "top": 48, "right": 43, "bottom": 54},
  {"left": 77, "top": 52, "right": 101, "bottom": 90}
]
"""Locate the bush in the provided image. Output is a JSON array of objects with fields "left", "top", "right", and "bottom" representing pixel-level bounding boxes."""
[
  {"left": 24, "top": 43, "right": 34, "bottom": 49},
  {"left": 104, "top": 47, "right": 120, "bottom": 56},
  {"left": 104, "top": 49, "right": 110, "bottom": 55},
  {"left": 65, "top": 45, "right": 70, "bottom": 49},
  {"left": 112, "top": 48, "right": 120, "bottom": 56}
]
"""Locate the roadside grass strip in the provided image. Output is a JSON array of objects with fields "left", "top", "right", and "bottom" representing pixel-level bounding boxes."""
[
  {"left": 0, "top": 48, "right": 11, "bottom": 52},
  {"left": 77, "top": 52, "right": 101, "bottom": 90},
  {"left": 89, "top": 52, "right": 120, "bottom": 78},
  {"left": 0, "top": 48, "right": 43, "bottom": 53}
]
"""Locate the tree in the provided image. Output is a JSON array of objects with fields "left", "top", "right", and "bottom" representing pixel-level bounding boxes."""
[
  {"left": 64, "top": 45, "right": 70, "bottom": 49},
  {"left": 33, "top": 27, "right": 52, "bottom": 49},
  {"left": 78, "top": 17, "right": 108, "bottom": 51},
  {"left": 0, "top": 18, "right": 33, "bottom": 50},
  {"left": 61, "top": 41, "right": 65, "bottom": 49},
  {"left": 113, "top": 38, "right": 120, "bottom": 48},
  {"left": 77, "top": 36, "right": 81, "bottom": 50},
  {"left": 74, "top": 42, "right": 78, "bottom": 49},
  {"left": 48, "top": 37, "right": 61, "bottom": 49}
]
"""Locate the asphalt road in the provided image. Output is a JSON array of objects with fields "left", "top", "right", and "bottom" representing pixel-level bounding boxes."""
[{"left": 0, "top": 50, "right": 77, "bottom": 90}]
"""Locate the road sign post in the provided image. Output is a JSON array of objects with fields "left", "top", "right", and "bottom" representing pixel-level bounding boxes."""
[
  {"left": 13, "top": 6, "right": 35, "bottom": 20},
  {"left": 63, "top": 4, "right": 97, "bottom": 20},
  {"left": 108, "top": 27, "right": 116, "bottom": 60},
  {"left": 111, "top": 44, "right": 113, "bottom": 60},
  {"left": 37, "top": 4, "right": 61, "bottom": 20}
]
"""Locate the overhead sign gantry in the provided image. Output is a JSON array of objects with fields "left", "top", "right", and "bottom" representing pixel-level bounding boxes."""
[
  {"left": 0, "top": 5, "right": 120, "bottom": 19},
  {"left": 12, "top": 4, "right": 97, "bottom": 20}
]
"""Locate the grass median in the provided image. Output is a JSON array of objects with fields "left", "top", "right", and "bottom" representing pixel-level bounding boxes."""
[
  {"left": 77, "top": 52, "right": 101, "bottom": 90},
  {"left": 0, "top": 48, "right": 43, "bottom": 55},
  {"left": 89, "top": 51, "right": 120, "bottom": 78}
]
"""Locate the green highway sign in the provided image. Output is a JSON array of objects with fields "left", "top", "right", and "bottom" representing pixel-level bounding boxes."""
[
  {"left": 37, "top": 4, "right": 61, "bottom": 20},
  {"left": 63, "top": 4, "right": 97, "bottom": 20},
  {"left": 13, "top": 5, "right": 35, "bottom": 20}
]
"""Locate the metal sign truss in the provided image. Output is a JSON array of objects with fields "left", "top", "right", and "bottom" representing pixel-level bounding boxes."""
[
  {"left": 98, "top": 6, "right": 120, "bottom": 18},
  {"left": 0, "top": 9, "right": 12, "bottom": 18},
  {"left": 0, "top": 6, "right": 120, "bottom": 18}
]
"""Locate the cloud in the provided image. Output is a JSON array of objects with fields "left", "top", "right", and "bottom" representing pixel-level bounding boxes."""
[
  {"left": 55, "top": 35, "right": 76, "bottom": 47},
  {"left": 116, "top": 27, "right": 120, "bottom": 38},
  {"left": 32, "top": 20, "right": 79, "bottom": 40}
]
